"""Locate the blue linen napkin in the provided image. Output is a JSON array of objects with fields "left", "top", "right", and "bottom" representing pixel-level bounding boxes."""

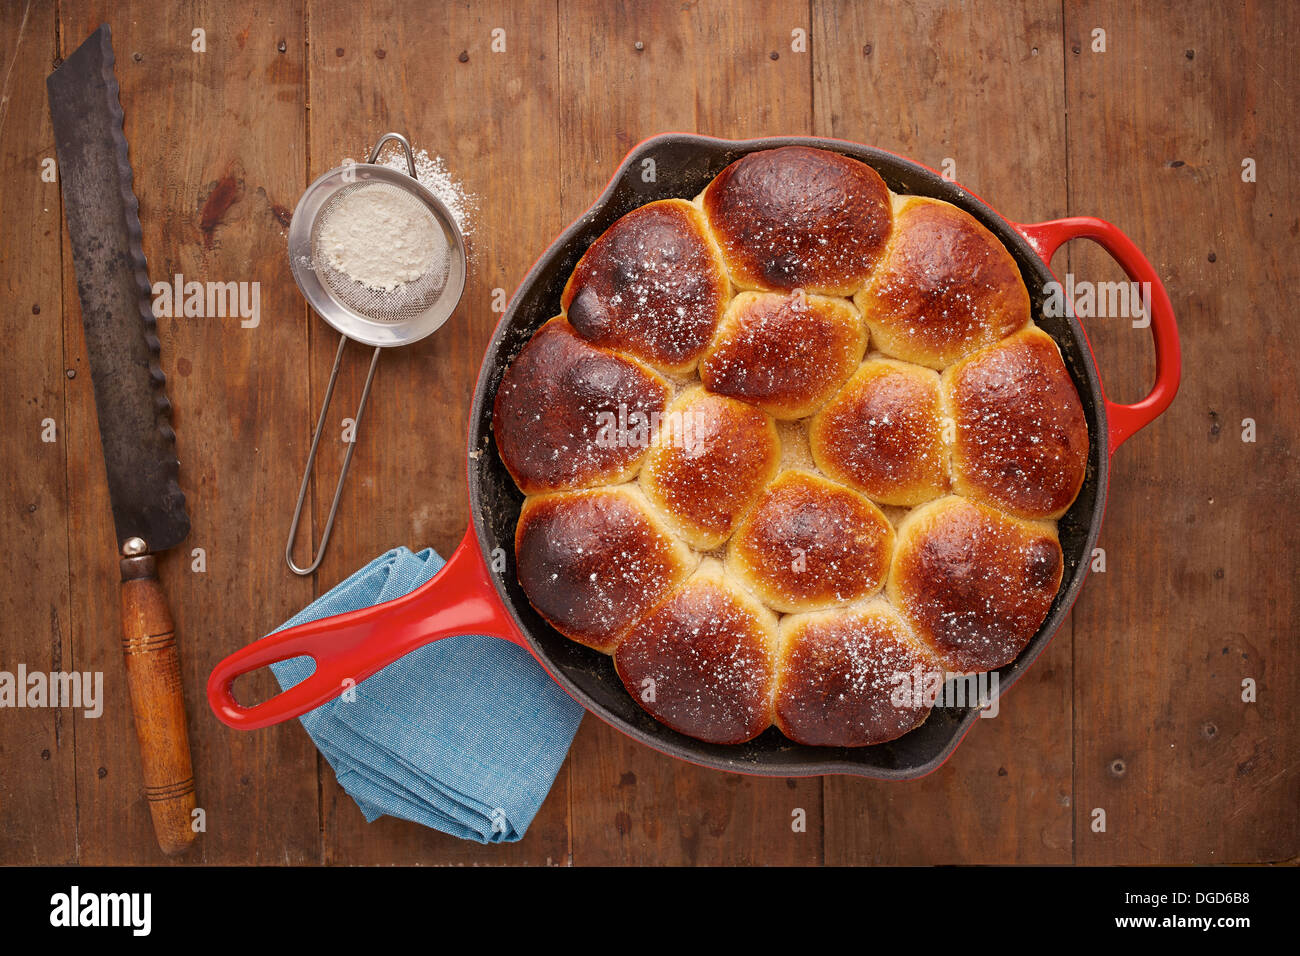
[{"left": 269, "top": 546, "right": 584, "bottom": 843}]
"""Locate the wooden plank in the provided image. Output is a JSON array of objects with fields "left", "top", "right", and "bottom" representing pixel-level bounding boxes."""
[
  {"left": 0, "top": 0, "right": 78, "bottom": 865},
  {"left": 8, "top": 0, "right": 1287, "bottom": 868},
  {"left": 558, "top": 0, "right": 824, "bottom": 866},
  {"left": 812, "top": 0, "right": 1075, "bottom": 864},
  {"left": 58, "top": 1, "right": 320, "bottom": 863},
  {"left": 1064, "top": 0, "right": 1299, "bottom": 863},
  {"left": 306, "top": 0, "right": 572, "bottom": 864}
]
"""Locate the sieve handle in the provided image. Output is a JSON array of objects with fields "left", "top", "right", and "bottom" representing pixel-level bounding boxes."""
[
  {"left": 369, "top": 132, "right": 417, "bottom": 178},
  {"left": 285, "top": 334, "right": 381, "bottom": 575}
]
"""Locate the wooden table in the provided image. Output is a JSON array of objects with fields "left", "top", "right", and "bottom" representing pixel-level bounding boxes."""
[{"left": 2, "top": 0, "right": 1295, "bottom": 866}]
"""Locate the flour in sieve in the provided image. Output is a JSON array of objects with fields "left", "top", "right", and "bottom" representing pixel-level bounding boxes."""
[{"left": 317, "top": 185, "right": 448, "bottom": 293}]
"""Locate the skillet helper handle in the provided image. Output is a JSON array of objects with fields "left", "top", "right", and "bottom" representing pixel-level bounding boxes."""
[
  {"left": 120, "top": 549, "right": 198, "bottom": 856},
  {"left": 210, "top": 527, "right": 526, "bottom": 730},
  {"left": 1015, "top": 217, "right": 1182, "bottom": 455}
]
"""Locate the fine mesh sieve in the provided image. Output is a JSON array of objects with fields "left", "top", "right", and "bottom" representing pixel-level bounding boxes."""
[
  {"left": 284, "top": 132, "right": 467, "bottom": 575},
  {"left": 309, "top": 180, "right": 454, "bottom": 325}
]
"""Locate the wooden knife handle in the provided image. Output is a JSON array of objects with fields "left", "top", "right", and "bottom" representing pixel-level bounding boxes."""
[{"left": 120, "top": 551, "right": 198, "bottom": 856}]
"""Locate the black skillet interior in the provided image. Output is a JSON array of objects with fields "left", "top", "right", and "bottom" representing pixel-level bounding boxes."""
[{"left": 468, "top": 134, "right": 1108, "bottom": 778}]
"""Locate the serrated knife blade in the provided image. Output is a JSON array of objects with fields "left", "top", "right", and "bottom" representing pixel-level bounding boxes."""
[
  {"left": 48, "top": 23, "right": 197, "bottom": 857},
  {"left": 48, "top": 22, "right": 189, "bottom": 554}
]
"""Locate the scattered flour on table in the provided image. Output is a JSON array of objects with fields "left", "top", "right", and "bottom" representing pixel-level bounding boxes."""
[
  {"left": 317, "top": 185, "right": 446, "bottom": 292},
  {"left": 346, "top": 144, "right": 477, "bottom": 240}
]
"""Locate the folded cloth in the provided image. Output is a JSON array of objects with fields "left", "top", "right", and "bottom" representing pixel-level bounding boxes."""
[{"left": 269, "top": 546, "right": 583, "bottom": 843}]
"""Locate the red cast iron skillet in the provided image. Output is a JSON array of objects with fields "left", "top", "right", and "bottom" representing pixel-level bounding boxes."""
[{"left": 209, "top": 133, "right": 1181, "bottom": 779}]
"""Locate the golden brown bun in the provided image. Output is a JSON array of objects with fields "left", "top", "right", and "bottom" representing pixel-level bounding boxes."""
[
  {"left": 942, "top": 326, "right": 1089, "bottom": 519},
  {"left": 887, "top": 495, "right": 1063, "bottom": 672},
  {"left": 775, "top": 600, "right": 937, "bottom": 747},
  {"left": 638, "top": 386, "right": 781, "bottom": 549},
  {"left": 700, "top": 291, "right": 867, "bottom": 419},
  {"left": 727, "top": 469, "right": 894, "bottom": 614},
  {"left": 492, "top": 317, "right": 669, "bottom": 494},
  {"left": 561, "top": 199, "right": 730, "bottom": 375},
  {"left": 614, "top": 561, "right": 778, "bottom": 744},
  {"left": 499, "top": 146, "right": 1089, "bottom": 749},
  {"left": 700, "top": 146, "right": 892, "bottom": 296},
  {"left": 855, "top": 197, "right": 1029, "bottom": 369},
  {"left": 809, "top": 358, "right": 949, "bottom": 506},
  {"left": 515, "top": 485, "right": 696, "bottom": 652}
]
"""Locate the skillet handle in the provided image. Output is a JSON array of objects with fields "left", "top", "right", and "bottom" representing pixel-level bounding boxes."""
[
  {"left": 1015, "top": 217, "right": 1182, "bottom": 456},
  {"left": 206, "top": 527, "right": 526, "bottom": 730}
]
